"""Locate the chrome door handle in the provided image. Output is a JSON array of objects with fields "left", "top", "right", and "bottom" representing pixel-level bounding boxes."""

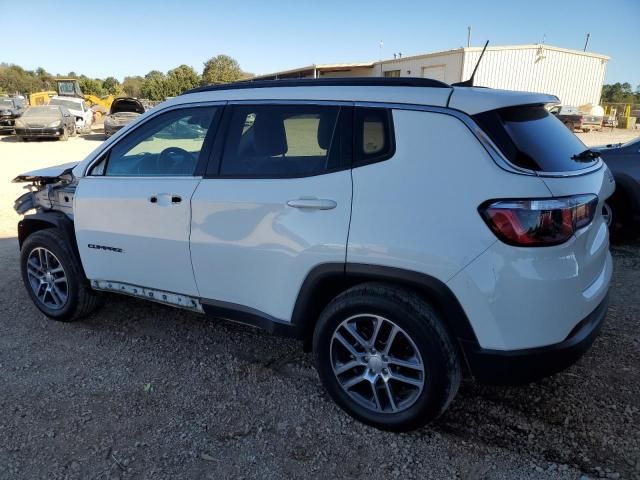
[{"left": 286, "top": 198, "right": 337, "bottom": 210}]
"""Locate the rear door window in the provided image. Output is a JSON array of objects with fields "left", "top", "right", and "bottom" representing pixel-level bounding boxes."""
[
  {"left": 219, "top": 104, "right": 347, "bottom": 177},
  {"left": 473, "top": 105, "right": 597, "bottom": 172}
]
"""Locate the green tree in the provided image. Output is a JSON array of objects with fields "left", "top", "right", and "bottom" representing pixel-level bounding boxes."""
[
  {"left": 166, "top": 64, "right": 200, "bottom": 96},
  {"left": 122, "top": 76, "right": 145, "bottom": 97},
  {"left": 0, "top": 64, "right": 42, "bottom": 94},
  {"left": 78, "top": 77, "right": 105, "bottom": 96},
  {"left": 201, "top": 54, "right": 243, "bottom": 85},
  {"left": 102, "top": 76, "right": 121, "bottom": 95},
  {"left": 141, "top": 71, "right": 168, "bottom": 101}
]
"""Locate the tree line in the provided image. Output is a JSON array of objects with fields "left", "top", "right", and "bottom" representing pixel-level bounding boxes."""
[
  {"left": 0, "top": 55, "right": 252, "bottom": 101},
  {"left": 601, "top": 82, "right": 640, "bottom": 105}
]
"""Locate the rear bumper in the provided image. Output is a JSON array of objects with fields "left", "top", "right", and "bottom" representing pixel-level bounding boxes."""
[
  {"left": 462, "top": 294, "right": 609, "bottom": 385},
  {"left": 104, "top": 124, "right": 125, "bottom": 136}
]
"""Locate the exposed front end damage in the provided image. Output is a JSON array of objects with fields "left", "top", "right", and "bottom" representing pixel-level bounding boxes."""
[{"left": 13, "top": 162, "right": 79, "bottom": 218}]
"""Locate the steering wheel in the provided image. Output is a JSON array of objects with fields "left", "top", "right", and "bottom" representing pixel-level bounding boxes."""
[{"left": 156, "top": 147, "right": 195, "bottom": 173}]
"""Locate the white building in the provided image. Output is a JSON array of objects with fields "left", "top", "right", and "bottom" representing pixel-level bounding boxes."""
[{"left": 254, "top": 44, "right": 609, "bottom": 106}]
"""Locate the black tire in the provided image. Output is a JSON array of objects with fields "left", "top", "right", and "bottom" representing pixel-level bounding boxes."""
[
  {"left": 313, "top": 283, "right": 461, "bottom": 431},
  {"left": 20, "top": 229, "right": 102, "bottom": 322},
  {"left": 60, "top": 128, "right": 69, "bottom": 141},
  {"left": 607, "top": 188, "right": 636, "bottom": 242}
]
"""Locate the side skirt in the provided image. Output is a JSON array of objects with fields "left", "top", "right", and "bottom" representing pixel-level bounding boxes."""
[
  {"left": 91, "top": 280, "right": 204, "bottom": 313},
  {"left": 90, "top": 280, "right": 300, "bottom": 338}
]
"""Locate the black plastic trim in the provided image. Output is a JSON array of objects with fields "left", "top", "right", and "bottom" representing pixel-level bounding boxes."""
[
  {"left": 182, "top": 77, "right": 451, "bottom": 95},
  {"left": 18, "top": 211, "right": 89, "bottom": 282},
  {"left": 462, "top": 294, "right": 609, "bottom": 385},
  {"left": 201, "top": 298, "right": 300, "bottom": 338}
]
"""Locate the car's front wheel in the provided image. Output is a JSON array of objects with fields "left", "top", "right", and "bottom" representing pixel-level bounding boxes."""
[
  {"left": 313, "top": 283, "right": 461, "bottom": 431},
  {"left": 20, "top": 229, "right": 102, "bottom": 321}
]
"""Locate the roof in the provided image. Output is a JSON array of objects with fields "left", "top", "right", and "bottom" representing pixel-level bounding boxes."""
[
  {"left": 183, "top": 77, "right": 450, "bottom": 95},
  {"left": 175, "top": 78, "right": 559, "bottom": 116},
  {"left": 377, "top": 44, "right": 609, "bottom": 66}
]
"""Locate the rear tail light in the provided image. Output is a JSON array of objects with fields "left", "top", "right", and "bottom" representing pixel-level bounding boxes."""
[{"left": 479, "top": 194, "right": 598, "bottom": 246}]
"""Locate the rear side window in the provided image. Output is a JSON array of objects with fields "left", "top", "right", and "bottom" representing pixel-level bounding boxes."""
[
  {"left": 355, "top": 107, "right": 394, "bottom": 165},
  {"left": 220, "top": 105, "right": 345, "bottom": 177},
  {"left": 473, "top": 105, "right": 596, "bottom": 172}
]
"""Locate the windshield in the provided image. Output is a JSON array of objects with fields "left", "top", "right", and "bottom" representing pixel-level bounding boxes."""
[
  {"left": 0, "top": 99, "right": 14, "bottom": 108},
  {"left": 23, "top": 107, "right": 61, "bottom": 118},
  {"left": 49, "top": 98, "right": 82, "bottom": 111},
  {"left": 474, "top": 105, "right": 598, "bottom": 172}
]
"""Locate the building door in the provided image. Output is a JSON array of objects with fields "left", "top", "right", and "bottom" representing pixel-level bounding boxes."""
[{"left": 422, "top": 65, "right": 446, "bottom": 82}]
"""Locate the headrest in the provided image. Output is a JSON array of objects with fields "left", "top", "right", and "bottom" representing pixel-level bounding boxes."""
[
  {"left": 317, "top": 112, "right": 336, "bottom": 150},
  {"left": 252, "top": 113, "right": 288, "bottom": 157}
]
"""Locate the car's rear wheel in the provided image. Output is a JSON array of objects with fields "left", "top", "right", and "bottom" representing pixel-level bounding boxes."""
[
  {"left": 20, "top": 229, "right": 102, "bottom": 321},
  {"left": 313, "top": 283, "right": 461, "bottom": 431}
]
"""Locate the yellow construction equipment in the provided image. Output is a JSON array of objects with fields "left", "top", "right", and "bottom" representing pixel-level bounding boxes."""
[
  {"left": 29, "top": 91, "right": 56, "bottom": 106},
  {"left": 29, "top": 79, "right": 114, "bottom": 117}
]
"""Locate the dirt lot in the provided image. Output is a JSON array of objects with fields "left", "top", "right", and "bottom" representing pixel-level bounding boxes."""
[{"left": 0, "top": 129, "right": 638, "bottom": 480}]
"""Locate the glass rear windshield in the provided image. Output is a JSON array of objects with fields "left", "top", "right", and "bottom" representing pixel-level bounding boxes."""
[
  {"left": 0, "top": 98, "right": 14, "bottom": 108},
  {"left": 473, "top": 105, "right": 598, "bottom": 172}
]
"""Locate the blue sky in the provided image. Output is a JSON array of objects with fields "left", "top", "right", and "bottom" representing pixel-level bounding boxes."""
[{"left": 3, "top": 0, "right": 638, "bottom": 85}]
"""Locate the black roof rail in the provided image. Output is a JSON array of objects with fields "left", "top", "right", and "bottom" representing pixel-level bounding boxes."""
[{"left": 181, "top": 77, "right": 451, "bottom": 95}]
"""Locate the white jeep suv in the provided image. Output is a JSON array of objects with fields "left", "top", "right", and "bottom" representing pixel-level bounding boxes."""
[{"left": 13, "top": 78, "right": 613, "bottom": 431}]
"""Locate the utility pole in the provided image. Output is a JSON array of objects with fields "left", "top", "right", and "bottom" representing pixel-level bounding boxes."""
[
  {"left": 467, "top": 26, "right": 471, "bottom": 47},
  {"left": 583, "top": 33, "right": 590, "bottom": 52}
]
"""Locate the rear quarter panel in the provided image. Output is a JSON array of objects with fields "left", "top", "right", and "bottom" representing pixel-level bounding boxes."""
[{"left": 346, "top": 109, "right": 552, "bottom": 283}]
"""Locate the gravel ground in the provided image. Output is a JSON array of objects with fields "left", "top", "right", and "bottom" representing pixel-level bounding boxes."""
[{"left": 0, "top": 128, "right": 638, "bottom": 480}]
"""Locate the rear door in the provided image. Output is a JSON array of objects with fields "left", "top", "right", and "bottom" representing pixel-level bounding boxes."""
[
  {"left": 74, "top": 105, "right": 221, "bottom": 296},
  {"left": 190, "top": 102, "right": 353, "bottom": 321}
]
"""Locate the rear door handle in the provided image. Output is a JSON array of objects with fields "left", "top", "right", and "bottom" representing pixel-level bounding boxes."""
[
  {"left": 149, "top": 194, "right": 182, "bottom": 206},
  {"left": 286, "top": 198, "right": 337, "bottom": 210}
]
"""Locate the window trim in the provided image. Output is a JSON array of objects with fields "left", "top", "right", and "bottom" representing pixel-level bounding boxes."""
[
  {"left": 353, "top": 106, "right": 396, "bottom": 167},
  {"left": 83, "top": 101, "right": 226, "bottom": 177},
  {"left": 86, "top": 104, "right": 223, "bottom": 178},
  {"left": 204, "top": 101, "right": 353, "bottom": 180}
]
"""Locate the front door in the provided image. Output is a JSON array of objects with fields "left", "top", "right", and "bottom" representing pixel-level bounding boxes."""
[
  {"left": 74, "top": 105, "right": 221, "bottom": 296},
  {"left": 190, "top": 103, "right": 353, "bottom": 321}
]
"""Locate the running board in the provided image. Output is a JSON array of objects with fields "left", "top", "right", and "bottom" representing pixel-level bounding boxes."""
[{"left": 91, "top": 280, "right": 204, "bottom": 313}]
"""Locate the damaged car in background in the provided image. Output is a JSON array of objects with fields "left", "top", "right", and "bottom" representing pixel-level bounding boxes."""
[
  {"left": 0, "top": 96, "right": 25, "bottom": 133},
  {"left": 14, "top": 105, "right": 76, "bottom": 141},
  {"left": 103, "top": 97, "right": 145, "bottom": 137},
  {"left": 48, "top": 96, "right": 94, "bottom": 134}
]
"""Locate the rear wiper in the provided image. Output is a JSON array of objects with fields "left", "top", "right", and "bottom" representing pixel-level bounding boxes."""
[{"left": 571, "top": 149, "right": 600, "bottom": 161}]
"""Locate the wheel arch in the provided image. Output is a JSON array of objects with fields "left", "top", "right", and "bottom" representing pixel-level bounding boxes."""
[
  {"left": 18, "top": 211, "right": 87, "bottom": 280},
  {"left": 611, "top": 173, "right": 640, "bottom": 214},
  {"left": 292, "top": 263, "right": 479, "bottom": 353}
]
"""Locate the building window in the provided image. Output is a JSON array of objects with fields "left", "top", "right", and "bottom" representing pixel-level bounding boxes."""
[{"left": 383, "top": 70, "right": 400, "bottom": 78}]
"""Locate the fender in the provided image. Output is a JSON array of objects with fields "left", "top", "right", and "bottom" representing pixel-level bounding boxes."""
[
  {"left": 291, "top": 262, "right": 479, "bottom": 350},
  {"left": 612, "top": 172, "right": 640, "bottom": 215},
  {"left": 18, "top": 211, "right": 88, "bottom": 281}
]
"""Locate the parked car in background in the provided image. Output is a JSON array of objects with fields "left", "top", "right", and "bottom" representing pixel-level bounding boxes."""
[
  {"left": 49, "top": 96, "right": 93, "bottom": 134},
  {"left": 592, "top": 135, "right": 640, "bottom": 235},
  {"left": 104, "top": 97, "right": 145, "bottom": 137},
  {"left": 12, "top": 78, "right": 613, "bottom": 431},
  {"left": 550, "top": 105, "right": 603, "bottom": 132},
  {"left": 14, "top": 105, "right": 76, "bottom": 141},
  {"left": 0, "top": 96, "right": 26, "bottom": 133}
]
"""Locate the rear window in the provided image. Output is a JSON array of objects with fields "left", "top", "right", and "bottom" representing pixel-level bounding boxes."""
[{"left": 473, "top": 105, "right": 597, "bottom": 172}]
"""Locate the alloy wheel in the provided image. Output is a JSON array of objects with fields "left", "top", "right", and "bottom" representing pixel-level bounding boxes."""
[
  {"left": 26, "top": 247, "right": 69, "bottom": 310},
  {"left": 330, "top": 314, "right": 425, "bottom": 413}
]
